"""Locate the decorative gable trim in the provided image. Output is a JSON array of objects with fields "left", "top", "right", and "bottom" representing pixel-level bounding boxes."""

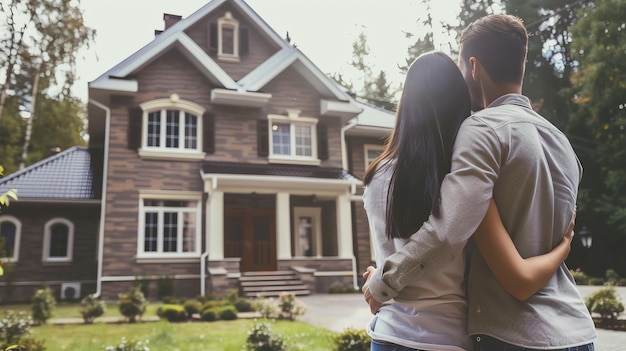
[
  {"left": 210, "top": 88, "right": 271, "bottom": 107},
  {"left": 321, "top": 99, "right": 363, "bottom": 119}
]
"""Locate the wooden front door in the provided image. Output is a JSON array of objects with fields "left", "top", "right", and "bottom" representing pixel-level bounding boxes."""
[{"left": 224, "top": 209, "right": 276, "bottom": 272}]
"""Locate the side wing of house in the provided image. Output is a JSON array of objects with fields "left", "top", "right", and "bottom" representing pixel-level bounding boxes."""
[{"left": 88, "top": 0, "right": 372, "bottom": 299}]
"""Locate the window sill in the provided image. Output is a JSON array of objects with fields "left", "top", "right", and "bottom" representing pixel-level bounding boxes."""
[
  {"left": 218, "top": 54, "right": 240, "bottom": 62},
  {"left": 268, "top": 157, "right": 321, "bottom": 166},
  {"left": 136, "top": 256, "right": 200, "bottom": 264},
  {"left": 138, "top": 148, "right": 205, "bottom": 161},
  {"left": 42, "top": 260, "right": 72, "bottom": 265}
]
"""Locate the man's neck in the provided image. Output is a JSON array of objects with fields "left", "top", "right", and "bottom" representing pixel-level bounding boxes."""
[{"left": 482, "top": 82, "right": 522, "bottom": 107}]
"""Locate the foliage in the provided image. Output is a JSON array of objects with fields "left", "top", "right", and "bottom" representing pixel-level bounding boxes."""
[
  {"left": 218, "top": 305, "right": 238, "bottom": 321},
  {"left": 0, "top": 310, "right": 46, "bottom": 351},
  {"left": 80, "top": 294, "right": 106, "bottom": 324},
  {"left": 244, "top": 321, "right": 287, "bottom": 351},
  {"left": 31, "top": 286, "right": 56, "bottom": 325},
  {"left": 134, "top": 277, "right": 150, "bottom": 300},
  {"left": 0, "top": 165, "right": 17, "bottom": 214},
  {"left": 276, "top": 293, "right": 306, "bottom": 321},
  {"left": 585, "top": 285, "right": 625, "bottom": 322},
  {"left": 332, "top": 327, "right": 371, "bottom": 351},
  {"left": 118, "top": 285, "right": 148, "bottom": 323},
  {"left": 199, "top": 308, "right": 218, "bottom": 322},
  {"left": 103, "top": 337, "right": 150, "bottom": 351},
  {"left": 157, "top": 276, "right": 174, "bottom": 301},
  {"left": 182, "top": 300, "right": 201, "bottom": 316},
  {"left": 606, "top": 269, "right": 621, "bottom": 286},
  {"left": 233, "top": 298, "right": 255, "bottom": 312},
  {"left": 156, "top": 304, "right": 187, "bottom": 323},
  {"left": 328, "top": 286, "right": 360, "bottom": 294},
  {"left": 570, "top": 269, "right": 591, "bottom": 285}
]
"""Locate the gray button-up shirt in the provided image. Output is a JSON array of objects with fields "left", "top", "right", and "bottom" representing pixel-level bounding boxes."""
[{"left": 366, "top": 94, "right": 596, "bottom": 348}]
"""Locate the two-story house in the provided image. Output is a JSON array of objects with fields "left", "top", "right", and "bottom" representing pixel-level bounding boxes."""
[{"left": 0, "top": 0, "right": 394, "bottom": 302}]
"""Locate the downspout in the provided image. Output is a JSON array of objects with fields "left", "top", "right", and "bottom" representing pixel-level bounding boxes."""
[
  {"left": 341, "top": 122, "right": 359, "bottom": 290},
  {"left": 200, "top": 172, "right": 210, "bottom": 296},
  {"left": 89, "top": 98, "right": 111, "bottom": 298}
]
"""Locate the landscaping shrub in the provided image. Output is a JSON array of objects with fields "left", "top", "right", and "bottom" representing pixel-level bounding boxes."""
[
  {"left": 254, "top": 297, "right": 280, "bottom": 319},
  {"left": 118, "top": 285, "right": 148, "bottom": 323},
  {"left": 80, "top": 294, "right": 106, "bottom": 324},
  {"left": 606, "top": 269, "right": 621, "bottom": 286},
  {"left": 234, "top": 298, "right": 255, "bottom": 312},
  {"left": 328, "top": 286, "right": 360, "bottom": 294},
  {"left": 134, "top": 277, "right": 150, "bottom": 300},
  {"left": 333, "top": 327, "right": 371, "bottom": 351},
  {"left": 157, "top": 276, "right": 174, "bottom": 301},
  {"left": 570, "top": 269, "right": 590, "bottom": 285},
  {"left": 277, "top": 292, "right": 306, "bottom": 321},
  {"left": 245, "top": 321, "right": 286, "bottom": 351},
  {"left": 585, "top": 285, "right": 625, "bottom": 323},
  {"left": 103, "top": 337, "right": 150, "bottom": 351},
  {"left": 156, "top": 304, "right": 187, "bottom": 322},
  {"left": 218, "top": 305, "right": 238, "bottom": 320},
  {"left": 31, "top": 286, "right": 56, "bottom": 325},
  {"left": 199, "top": 307, "right": 219, "bottom": 322},
  {"left": 183, "top": 300, "right": 202, "bottom": 316},
  {"left": 0, "top": 310, "right": 45, "bottom": 350}
]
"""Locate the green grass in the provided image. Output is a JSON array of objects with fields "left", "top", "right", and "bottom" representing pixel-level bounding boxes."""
[{"left": 31, "top": 319, "right": 337, "bottom": 351}]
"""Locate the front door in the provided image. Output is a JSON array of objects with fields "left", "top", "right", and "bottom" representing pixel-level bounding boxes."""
[{"left": 224, "top": 209, "right": 276, "bottom": 272}]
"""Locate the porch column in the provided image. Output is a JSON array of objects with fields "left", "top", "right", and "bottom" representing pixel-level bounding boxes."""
[
  {"left": 207, "top": 190, "right": 224, "bottom": 259},
  {"left": 336, "top": 192, "right": 354, "bottom": 258},
  {"left": 276, "top": 192, "right": 292, "bottom": 259}
]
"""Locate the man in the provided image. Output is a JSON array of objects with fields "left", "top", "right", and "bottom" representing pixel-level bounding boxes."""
[{"left": 363, "top": 14, "right": 596, "bottom": 350}]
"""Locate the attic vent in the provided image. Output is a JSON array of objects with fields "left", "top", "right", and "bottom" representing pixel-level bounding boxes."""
[{"left": 60, "top": 282, "right": 81, "bottom": 301}]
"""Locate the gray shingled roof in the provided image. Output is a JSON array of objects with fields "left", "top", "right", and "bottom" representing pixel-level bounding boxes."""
[{"left": 0, "top": 147, "right": 101, "bottom": 200}]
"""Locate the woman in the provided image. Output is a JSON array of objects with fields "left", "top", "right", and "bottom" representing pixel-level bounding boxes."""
[{"left": 362, "top": 51, "right": 574, "bottom": 351}]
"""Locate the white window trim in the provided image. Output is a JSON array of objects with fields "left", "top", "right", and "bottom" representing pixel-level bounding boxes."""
[
  {"left": 137, "top": 192, "right": 203, "bottom": 259},
  {"left": 364, "top": 144, "right": 385, "bottom": 168},
  {"left": 0, "top": 215, "right": 21, "bottom": 262},
  {"left": 268, "top": 110, "right": 319, "bottom": 165},
  {"left": 42, "top": 218, "right": 74, "bottom": 263},
  {"left": 293, "top": 207, "right": 322, "bottom": 257},
  {"left": 139, "top": 94, "right": 206, "bottom": 160},
  {"left": 218, "top": 11, "right": 240, "bottom": 62}
]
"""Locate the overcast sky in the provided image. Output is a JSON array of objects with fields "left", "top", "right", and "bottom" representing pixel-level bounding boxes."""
[{"left": 75, "top": 0, "right": 461, "bottom": 101}]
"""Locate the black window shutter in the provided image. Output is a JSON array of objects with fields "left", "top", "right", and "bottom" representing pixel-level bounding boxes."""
[
  {"left": 317, "top": 124, "right": 329, "bottom": 161},
  {"left": 203, "top": 113, "right": 215, "bottom": 154},
  {"left": 208, "top": 22, "right": 218, "bottom": 53},
  {"left": 239, "top": 27, "right": 249, "bottom": 55},
  {"left": 257, "top": 119, "right": 269, "bottom": 157},
  {"left": 127, "top": 107, "right": 143, "bottom": 150}
]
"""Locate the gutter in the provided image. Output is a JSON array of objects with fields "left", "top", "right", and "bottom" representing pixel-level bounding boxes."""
[
  {"left": 89, "top": 98, "right": 111, "bottom": 298},
  {"left": 340, "top": 123, "right": 356, "bottom": 171}
]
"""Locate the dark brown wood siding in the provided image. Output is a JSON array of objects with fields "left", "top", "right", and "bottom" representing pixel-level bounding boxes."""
[
  {"left": 0, "top": 202, "right": 99, "bottom": 302},
  {"left": 184, "top": 2, "right": 281, "bottom": 81}
]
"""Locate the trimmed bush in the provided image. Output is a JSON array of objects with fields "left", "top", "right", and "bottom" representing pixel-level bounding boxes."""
[
  {"left": 118, "top": 285, "right": 148, "bottom": 323},
  {"left": 80, "top": 294, "right": 106, "bottom": 324},
  {"left": 234, "top": 298, "right": 254, "bottom": 312},
  {"left": 156, "top": 304, "right": 188, "bottom": 322},
  {"left": 200, "top": 307, "right": 219, "bottom": 322},
  {"left": 31, "top": 286, "right": 56, "bottom": 325},
  {"left": 183, "top": 300, "right": 202, "bottom": 316},
  {"left": 157, "top": 276, "right": 174, "bottom": 301},
  {"left": 333, "top": 327, "right": 371, "bottom": 351},
  {"left": 103, "top": 337, "right": 150, "bottom": 351},
  {"left": 245, "top": 322, "right": 286, "bottom": 351},
  {"left": 0, "top": 310, "right": 45, "bottom": 350},
  {"left": 277, "top": 292, "right": 306, "bottom": 321},
  {"left": 218, "top": 305, "right": 238, "bottom": 320}
]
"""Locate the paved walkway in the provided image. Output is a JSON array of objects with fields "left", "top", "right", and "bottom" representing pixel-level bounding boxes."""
[{"left": 298, "top": 286, "right": 626, "bottom": 351}]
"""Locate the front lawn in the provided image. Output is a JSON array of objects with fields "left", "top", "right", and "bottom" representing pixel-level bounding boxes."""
[
  {"left": 0, "top": 301, "right": 163, "bottom": 319},
  {"left": 31, "top": 319, "right": 336, "bottom": 351}
]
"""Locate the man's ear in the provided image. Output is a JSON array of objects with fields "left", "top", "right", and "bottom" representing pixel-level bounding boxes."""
[{"left": 469, "top": 57, "right": 481, "bottom": 81}]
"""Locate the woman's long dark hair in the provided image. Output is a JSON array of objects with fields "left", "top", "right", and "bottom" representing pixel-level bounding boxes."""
[{"left": 363, "top": 51, "right": 471, "bottom": 239}]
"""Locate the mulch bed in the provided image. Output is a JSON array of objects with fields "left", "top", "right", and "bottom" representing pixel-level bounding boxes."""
[{"left": 593, "top": 318, "right": 626, "bottom": 331}]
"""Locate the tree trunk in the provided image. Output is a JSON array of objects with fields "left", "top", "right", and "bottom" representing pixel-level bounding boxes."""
[{"left": 19, "top": 67, "right": 40, "bottom": 170}]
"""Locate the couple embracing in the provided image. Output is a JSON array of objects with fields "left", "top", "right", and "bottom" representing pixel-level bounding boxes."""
[{"left": 361, "top": 14, "right": 596, "bottom": 351}]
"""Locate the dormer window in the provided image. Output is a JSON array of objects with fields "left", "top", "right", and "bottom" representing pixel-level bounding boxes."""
[
  {"left": 219, "top": 12, "right": 238, "bottom": 60},
  {"left": 208, "top": 12, "right": 249, "bottom": 62}
]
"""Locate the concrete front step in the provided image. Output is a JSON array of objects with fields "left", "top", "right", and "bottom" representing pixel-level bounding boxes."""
[
  {"left": 239, "top": 271, "right": 311, "bottom": 297},
  {"left": 243, "top": 289, "right": 311, "bottom": 298},
  {"left": 241, "top": 280, "right": 304, "bottom": 287}
]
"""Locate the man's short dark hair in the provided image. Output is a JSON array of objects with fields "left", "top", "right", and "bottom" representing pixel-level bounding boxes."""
[{"left": 460, "top": 14, "right": 528, "bottom": 84}]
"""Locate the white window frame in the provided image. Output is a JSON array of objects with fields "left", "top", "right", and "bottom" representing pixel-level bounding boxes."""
[
  {"left": 0, "top": 215, "right": 21, "bottom": 262},
  {"left": 139, "top": 94, "right": 205, "bottom": 160},
  {"left": 137, "top": 191, "right": 202, "bottom": 259},
  {"left": 293, "top": 207, "right": 322, "bottom": 257},
  {"left": 364, "top": 144, "right": 385, "bottom": 168},
  {"left": 218, "top": 11, "right": 240, "bottom": 62},
  {"left": 268, "top": 110, "right": 320, "bottom": 166},
  {"left": 42, "top": 218, "right": 74, "bottom": 263}
]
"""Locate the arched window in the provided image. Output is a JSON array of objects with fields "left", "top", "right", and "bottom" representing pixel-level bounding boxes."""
[
  {"left": 0, "top": 216, "right": 21, "bottom": 262},
  {"left": 43, "top": 218, "right": 74, "bottom": 262}
]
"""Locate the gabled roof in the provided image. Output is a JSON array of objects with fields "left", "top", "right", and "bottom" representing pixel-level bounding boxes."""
[
  {"left": 350, "top": 100, "right": 396, "bottom": 129},
  {"left": 89, "top": 0, "right": 291, "bottom": 93},
  {"left": 0, "top": 147, "right": 101, "bottom": 201},
  {"left": 89, "top": 0, "right": 353, "bottom": 102},
  {"left": 238, "top": 48, "right": 352, "bottom": 100},
  {"left": 202, "top": 161, "right": 360, "bottom": 183}
]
